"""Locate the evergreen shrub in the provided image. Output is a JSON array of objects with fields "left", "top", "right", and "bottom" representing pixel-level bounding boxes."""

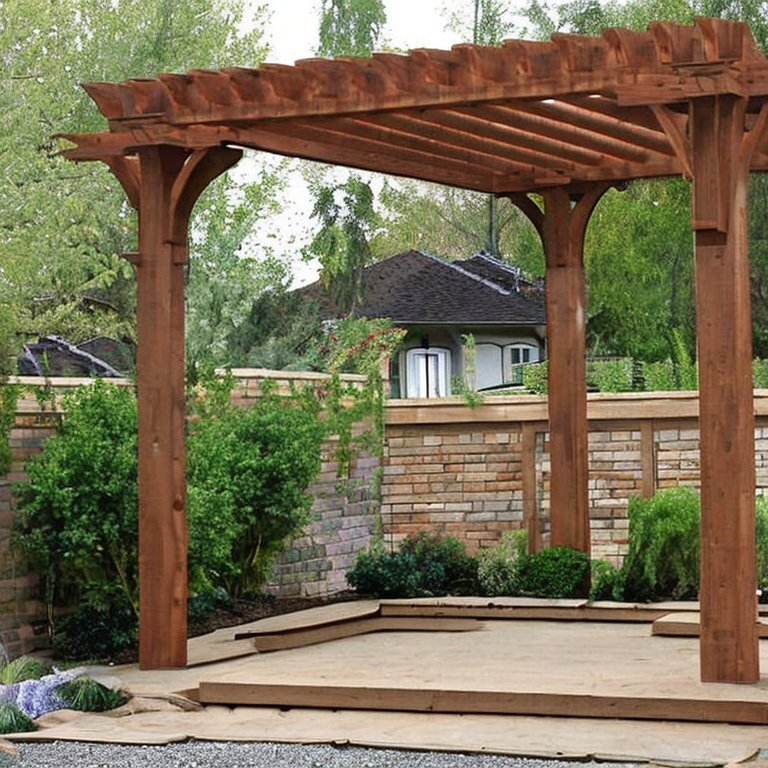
[
  {"left": 516, "top": 546, "right": 590, "bottom": 599},
  {"left": 347, "top": 532, "right": 478, "bottom": 597}
]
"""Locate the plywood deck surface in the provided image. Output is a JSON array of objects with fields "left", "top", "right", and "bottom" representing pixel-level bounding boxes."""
[{"left": 14, "top": 600, "right": 768, "bottom": 765}]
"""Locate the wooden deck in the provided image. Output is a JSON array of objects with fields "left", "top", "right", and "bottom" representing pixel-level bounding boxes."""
[{"left": 12, "top": 598, "right": 768, "bottom": 765}]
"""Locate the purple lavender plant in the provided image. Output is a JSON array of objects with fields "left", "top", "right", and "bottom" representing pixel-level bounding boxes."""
[{"left": 11, "top": 669, "right": 80, "bottom": 719}]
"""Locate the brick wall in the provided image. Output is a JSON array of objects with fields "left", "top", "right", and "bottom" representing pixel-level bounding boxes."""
[
  {"left": 382, "top": 391, "right": 768, "bottom": 567},
  {"left": 0, "top": 372, "right": 377, "bottom": 655}
]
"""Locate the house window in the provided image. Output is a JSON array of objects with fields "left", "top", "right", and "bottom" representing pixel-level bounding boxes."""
[
  {"left": 405, "top": 347, "right": 451, "bottom": 398},
  {"left": 475, "top": 343, "right": 503, "bottom": 390},
  {"left": 504, "top": 343, "right": 539, "bottom": 385}
]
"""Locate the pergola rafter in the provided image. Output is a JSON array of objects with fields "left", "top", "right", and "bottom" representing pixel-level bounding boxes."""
[{"left": 63, "top": 17, "right": 768, "bottom": 682}]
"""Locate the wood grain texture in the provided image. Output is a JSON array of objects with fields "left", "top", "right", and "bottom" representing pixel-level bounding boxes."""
[{"left": 196, "top": 681, "right": 768, "bottom": 724}]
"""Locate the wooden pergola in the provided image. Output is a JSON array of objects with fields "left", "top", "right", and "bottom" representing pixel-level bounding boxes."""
[{"left": 64, "top": 17, "right": 768, "bottom": 682}]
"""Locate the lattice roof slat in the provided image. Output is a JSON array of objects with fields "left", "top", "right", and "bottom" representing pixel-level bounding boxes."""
[{"left": 65, "top": 18, "right": 768, "bottom": 195}]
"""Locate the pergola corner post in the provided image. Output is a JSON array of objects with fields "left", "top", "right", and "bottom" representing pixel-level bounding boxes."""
[
  {"left": 689, "top": 97, "right": 768, "bottom": 683},
  {"left": 111, "top": 144, "right": 242, "bottom": 670},
  {"left": 511, "top": 185, "right": 608, "bottom": 561}
]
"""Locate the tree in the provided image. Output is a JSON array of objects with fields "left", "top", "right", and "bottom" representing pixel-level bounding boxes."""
[
  {"left": 305, "top": 175, "right": 381, "bottom": 313},
  {"left": 0, "top": 0, "right": 271, "bottom": 366},
  {"left": 185, "top": 170, "right": 290, "bottom": 374},
  {"left": 316, "top": 0, "right": 387, "bottom": 57}
]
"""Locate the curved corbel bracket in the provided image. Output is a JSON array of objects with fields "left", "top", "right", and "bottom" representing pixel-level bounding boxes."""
[{"left": 169, "top": 146, "right": 243, "bottom": 243}]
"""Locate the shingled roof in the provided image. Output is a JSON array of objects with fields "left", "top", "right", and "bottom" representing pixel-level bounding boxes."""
[{"left": 302, "top": 251, "right": 546, "bottom": 325}]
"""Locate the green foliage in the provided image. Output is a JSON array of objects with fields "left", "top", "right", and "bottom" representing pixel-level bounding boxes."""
[
  {"left": 753, "top": 359, "right": 768, "bottom": 389},
  {"left": 620, "top": 488, "right": 701, "bottom": 602},
  {"left": 185, "top": 172, "right": 289, "bottom": 372},
  {"left": 186, "top": 382, "right": 325, "bottom": 597},
  {"left": 0, "top": 657, "right": 52, "bottom": 685},
  {"left": 13, "top": 381, "right": 139, "bottom": 625},
  {"left": 587, "top": 359, "right": 633, "bottom": 393},
  {"left": 522, "top": 360, "right": 548, "bottom": 394},
  {"left": 516, "top": 547, "right": 590, "bottom": 599},
  {"left": 0, "top": 704, "right": 36, "bottom": 734},
  {"left": 56, "top": 676, "right": 128, "bottom": 713},
  {"left": 477, "top": 530, "right": 528, "bottom": 596},
  {"left": 589, "top": 559, "right": 623, "bottom": 601},
  {"left": 0, "top": 0, "right": 269, "bottom": 349},
  {"left": 347, "top": 533, "right": 478, "bottom": 598},
  {"left": 0, "top": 383, "right": 20, "bottom": 477},
  {"left": 13, "top": 375, "right": 327, "bottom": 655},
  {"left": 305, "top": 176, "right": 381, "bottom": 314},
  {"left": 317, "top": 0, "right": 386, "bottom": 57},
  {"left": 51, "top": 590, "right": 138, "bottom": 661},
  {"left": 756, "top": 495, "right": 768, "bottom": 597}
]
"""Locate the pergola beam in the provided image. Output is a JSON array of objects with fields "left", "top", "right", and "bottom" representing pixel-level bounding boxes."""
[{"left": 63, "top": 18, "right": 768, "bottom": 682}]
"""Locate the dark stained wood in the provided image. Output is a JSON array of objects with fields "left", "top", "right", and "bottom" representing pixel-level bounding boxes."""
[
  {"left": 123, "top": 146, "right": 241, "bottom": 671},
  {"left": 196, "top": 681, "right": 768, "bottom": 724},
  {"left": 689, "top": 96, "right": 765, "bottom": 683},
  {"left": 513, "top": 186, "right": 608, "bottom": 558}
]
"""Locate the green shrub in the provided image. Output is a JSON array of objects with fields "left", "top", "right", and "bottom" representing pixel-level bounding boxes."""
[
  {"left": 477, "top": 530, "right": 528, "bottom": 596},
  {"left": 52, "top": 592, "right": 137, "bottom": 661},
  {"left": 0, "top": 656, "right": 51, "bottom": 685},
  {"left": 0, "top": 704, "right": 36, "bottom": 734},
  {"left": 13, "top": 375, "right": 327, "bottom": 657},
  {"left": 756, "top": 495, "right": 768, "bottom": 599},
  {"left": 588, "top": 359, "right": 633, "bottom": 392},
  {"left": 347, "top": 533, "right": 478, "bottom": 598},
  {"left": 620, "top": 487, "right": 700, "bottom": 602},
  {"left": 12, "top": 380, "right": 139, "bottom": 649},
  {"left": 517, "top": 547, "right": 590, "bottom": 598},
  {"left": 186, "top": 382, "right": 325, "bottom": 597},
  {"left": 641, "top": 359, "right": 677, "bottom": 391},
  {"left": 522, "top": 361, "right": 548, "bottom": 394},
  {"left": 589, "top": 559, "right": 623, "bottom": 601},
  {"left": 56, "top": 676, "right": 127, "bottom": 712}
]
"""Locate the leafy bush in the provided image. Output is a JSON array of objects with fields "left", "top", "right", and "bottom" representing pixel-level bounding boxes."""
[
  {"left": 620, "top": 487, "right": 700, "bottom": 602},
  {"left": 14, "top": 375, "right": 327, "bottom": 657},
  {"left": 522, "top": 361, "right": 548, "bottom": 394},
  {"left": 516, "top": 546, "right": 590, "bottom": 599},
  {"left": 186, "top": 380, "right": 325, "bottom": 597},
  {"left": 347, "top": 533, "right": 478, "bottom": 598},
  {"left": 589, "top": 559, "right": 623, "bottom": 601},
  {"left": 12, "top": 380, "right": 139, "bottom": 650},
  {"left": 477, "top": 530, "right": 527, "bottom": 596},
  {"left": 51, "top": 595, "right": 137, "bottom": 661},
  {"left": 588, "top": 359, "right": 633, "bottom": 393},
  {"left": 756, "top": 495, "right": 768, "bottom": 599}
]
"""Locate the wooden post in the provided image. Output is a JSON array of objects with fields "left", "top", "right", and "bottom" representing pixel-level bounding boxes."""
[
  {"left": 690, "top": 97, "right": 767, "bottom": 683},
  {"left": 110, "top": 145, "right": 242, "bottom": 669},
  {"left": 512, "top": 187, "right": 608, "bottom": 557},
  {"left": 135, "top": 146, "right": 189, "bottom": 669}
]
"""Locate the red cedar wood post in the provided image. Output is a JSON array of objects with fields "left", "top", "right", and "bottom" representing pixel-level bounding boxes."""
[
  {"left": 111, "top": 145, "right": 241, "bottom": 669},
  {"left": 691, "top": 96, "right": 768, "bottom": 683},
  {"left": 511, "top": 186, "right": 608, "bottom": 559}
]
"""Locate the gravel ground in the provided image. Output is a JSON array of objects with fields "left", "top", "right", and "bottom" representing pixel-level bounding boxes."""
[{"left": 4, "top": 741, "right": 644, "bottom": 768}]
